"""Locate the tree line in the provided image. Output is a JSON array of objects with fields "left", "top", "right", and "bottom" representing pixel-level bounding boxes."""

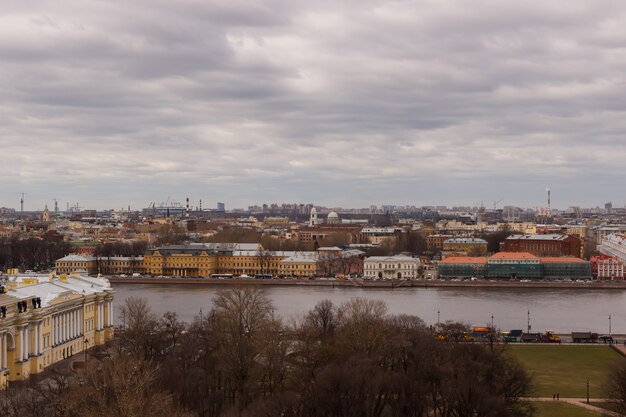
[
  {"left": 1, "top": 289, "right": 542, "bottom": 417},
  {"left": 0, "top": 237, "right": 71, "bottom": 271}
]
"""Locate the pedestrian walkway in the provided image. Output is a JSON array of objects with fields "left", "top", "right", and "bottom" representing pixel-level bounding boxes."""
[
  {"left": 611, "top": 344, "right": 626, "bottom": 357},
  {"left": 527, "top": 397, "right": 618, "bottom": 416}
]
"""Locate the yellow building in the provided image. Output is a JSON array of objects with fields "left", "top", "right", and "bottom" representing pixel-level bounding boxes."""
[
  {"left": 0, "top": 272, "right": 113, "bottom": 389},
  {"left": 144, "top": 248, "right": 217, "bottom": 277},
  {"left": 442, "top": 238, "right": 488, "bottom": 255},
  {"left": 143, "top": 243, "right": 276, "bottom": 277},
  {"left": 56, "top": 255, "right": 144, "bottom": 275},
  {"left": 278, "top": 253, "right": 319, "bottom": 278},
  {"left": 217, "top": 250, "right": 297, "bottom": 276}
]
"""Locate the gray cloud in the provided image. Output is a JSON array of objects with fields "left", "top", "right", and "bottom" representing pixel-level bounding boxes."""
[{"left": 1, "top": 0, "right": 625, "bottom": 210}]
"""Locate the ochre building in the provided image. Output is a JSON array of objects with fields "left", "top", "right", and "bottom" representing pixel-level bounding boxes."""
[{"left": 0, "top": 272, "right": 114, "bottom": 389}]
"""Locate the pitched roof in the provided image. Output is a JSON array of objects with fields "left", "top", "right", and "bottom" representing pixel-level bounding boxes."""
[
  {"left": 489, "top": 252, "right": 538, "bottom": 260},
  {"left": 540, "top": 257, "right": 586, "bottom": 263},
  {"left": 440, "top": 257, "right": 487, "bottom": 264}
]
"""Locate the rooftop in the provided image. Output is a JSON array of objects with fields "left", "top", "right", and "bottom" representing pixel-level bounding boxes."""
[
  {"left": 489, "top": 252, "right": 538, "bottom": 260},
  {"left": 444, "top": 238, "right": 487, "bottom": 244},
  {"left": 540, "top": 257, "right": 587, "bottom": 263},
  {"left": 440, "top": 257, "right": 488, "bottom": 264},
  {"left": 506, "top": 234, "right": 571, "bottom": 241}
]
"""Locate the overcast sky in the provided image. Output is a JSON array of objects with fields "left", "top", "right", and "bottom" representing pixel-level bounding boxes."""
[{"left": 1, "top": 0, "right": 625, "bottom": 211}]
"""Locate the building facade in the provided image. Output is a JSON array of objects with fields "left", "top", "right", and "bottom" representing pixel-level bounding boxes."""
[
  {"left": 56, "top": 255, "right": 144, "bottom": 275},
  {"left": 0, "top": 272, "right": 113, "bottom": 389},
  {"left": 442, "top": 237, "right": 488, "bottom": 257},
  {"left": 598, "top": 233, "right": 626, "bottom": 263},
  {"left": 363, "top": 255, "right": 420, "bottom": 279},
  {"left": 437, "top": 252, "right": 592, "bottom": 280},
  {"left": 500, "top": 234, "right": 582, "bottom": 258},
  {"left": 591, "top": 255, "right": 625, "bottom": 280},
  {"left": 438, "top": 257, "right": 488, "bottom": 279}
]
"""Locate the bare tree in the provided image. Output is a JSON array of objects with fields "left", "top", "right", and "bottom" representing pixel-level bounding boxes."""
[
  {"left": 305, "top": 299, "right": 338, "bottom": 341},
  {"left": 337, "top": 298, "right": 390, "bottom": 355},
  {"left": 605, "top": 358, "right": 626, "bottom": 416}
]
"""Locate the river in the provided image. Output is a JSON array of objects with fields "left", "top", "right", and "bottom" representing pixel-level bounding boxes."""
[{"left": 111, "top": 283, "right": 626, "bottom": 334}]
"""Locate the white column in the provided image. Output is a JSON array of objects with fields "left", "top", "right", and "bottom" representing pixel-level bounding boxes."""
[
  {"left": 2, "top": 333, "right": 6, "bottom": 369},
  {"left": 33, "top": 325, "right": 38, "bottom": 356},
  {"left": 19, "top": 327, "right": 24, "bottom": 361},
  {"left": 4, "top": 333, "right": 7, "bottom": 368},
  {"left": 110, "top": 301, "right": 114, "bottom": 327},
  {"left": 38, "top": 323, "right": 43, "bottom": 354},
  {"left": 70, "top": 311, "right": 74, "bottom": 339},
  {"left": 0, "top": 333, "right": 3, "bottom": 369},
  {"left": 54, "top": 316, "right": 58, "bottom": 345},
  {"left": 25, "top": 325, "right": 30, "bottom": 359}
]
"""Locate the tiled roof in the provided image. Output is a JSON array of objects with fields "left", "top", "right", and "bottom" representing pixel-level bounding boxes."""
[
  {"left": 540, "top": 257, "right": 586, "bottom": 263},
  {"left": 490, "top": 252, "right": 538, "bottom": 260},
  {"left": 440, "top": 257, "right": 487, "bottom": 264}
]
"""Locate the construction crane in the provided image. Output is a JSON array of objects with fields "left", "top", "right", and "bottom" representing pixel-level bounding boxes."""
[{"left": 493, "top": 198, "right": 504, "bottom": 211}]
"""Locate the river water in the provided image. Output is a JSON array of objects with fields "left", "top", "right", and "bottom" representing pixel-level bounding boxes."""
[{"left": 111, "top": 283, "right": 626, "bottom": 334}]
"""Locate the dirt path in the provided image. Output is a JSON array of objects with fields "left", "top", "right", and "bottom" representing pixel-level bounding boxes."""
[{"left": 528, "top": 397, "right": 618, "bottom": 416}]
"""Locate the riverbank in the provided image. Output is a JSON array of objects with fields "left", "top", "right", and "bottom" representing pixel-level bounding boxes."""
[{"left": 107, "top": 276, "right": 626, "bottom": 290}]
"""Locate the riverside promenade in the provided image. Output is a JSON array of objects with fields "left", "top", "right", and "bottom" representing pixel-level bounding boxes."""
[{"left": 108, "top": 276, "right": 626, "bottom": 290}]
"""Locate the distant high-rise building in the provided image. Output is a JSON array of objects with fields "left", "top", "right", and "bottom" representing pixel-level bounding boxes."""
[
  {"left": 606, "top": 202, "right": 613, "bottom": 214},
  {"left": 217, "top": 202, "right": 225, "bottom": 212}
]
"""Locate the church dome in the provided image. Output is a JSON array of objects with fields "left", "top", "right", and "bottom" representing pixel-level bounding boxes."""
[{"left": 326, "top": 211, "right": 339, "bottom": 224}]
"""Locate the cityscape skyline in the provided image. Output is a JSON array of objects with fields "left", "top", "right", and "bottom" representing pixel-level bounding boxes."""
[
  {"left": 0, "top": 194, "right": 621, "bottom": 213},
  {"left": 3, "top": 0, "right": 626, "bottom": 209}
]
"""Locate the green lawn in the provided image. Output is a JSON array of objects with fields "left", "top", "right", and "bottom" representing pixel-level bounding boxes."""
[
  {"left": 533, "top": 402, "right": 600, "bottom": 417},
  {"left": 508, "top": 345, "right": 621, "bottom": 398}
]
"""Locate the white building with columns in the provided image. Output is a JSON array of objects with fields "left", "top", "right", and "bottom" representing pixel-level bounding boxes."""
[
  {"left": 363, "top": 255, "right": 421, "bottom": 279},
  {"left": 0, "top": 271, "right": 113, "bottom": 389}
]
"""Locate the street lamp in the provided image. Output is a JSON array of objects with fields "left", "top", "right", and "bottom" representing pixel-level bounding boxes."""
[
  {"left": 437, "top": 310, "right": 440, "bottom": 325},
  {"left": 491, "top": 314, "right": 494, "bottom": 329},
  {"left": 609, "top": 315, "right": 612, "bottom": 340},
  {"left": 586, "top": 379, "right": 590, "bottom": 404}
]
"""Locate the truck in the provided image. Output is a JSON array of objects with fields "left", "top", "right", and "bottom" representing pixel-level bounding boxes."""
[
  {"left": 504, "top": 329, "right": 523, "bottom": 343},
  {"left": 541, "top": 330, "right": 561, "bottom": 343},
  {"left": 571, "top": 332, "right": 598, "bottom": 343},
  {"left": 470, "top": 326, "right": 496, "bottom": 342},
  {"left": 521, "top": 332, "right": 541, "bottom": 343}
]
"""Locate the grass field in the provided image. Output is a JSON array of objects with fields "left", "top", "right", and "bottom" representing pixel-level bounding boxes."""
[
  {"left": 508, "top": 345, "right": 621, "bottom": 398},
  {"left": 533, "top": 402, "right": 600, "bottom": 417}
]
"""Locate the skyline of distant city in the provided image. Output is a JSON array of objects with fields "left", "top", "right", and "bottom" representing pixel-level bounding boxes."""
[{"left": 0, "top": 196, "right": 621, "bottom": 213}]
